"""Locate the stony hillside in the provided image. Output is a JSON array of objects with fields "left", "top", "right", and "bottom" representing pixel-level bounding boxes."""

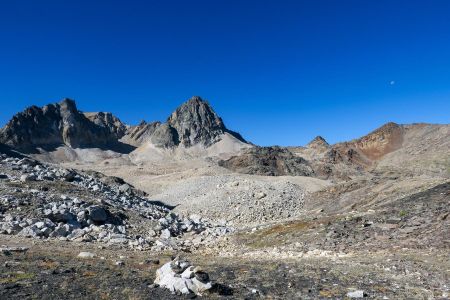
[
  {"left": 221, "top": 122, "right": 450, "bottom": 179},
  {"left": 375, "top": 123, "right": 450, "bottom": 176},
  {"left": 0, "top": 152, "right": 231, "bottom": 251}
]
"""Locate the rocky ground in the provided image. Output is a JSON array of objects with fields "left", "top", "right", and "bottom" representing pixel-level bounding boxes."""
[
  {"left": 1, "top": 236, "right": 449, "bottom": 299},
  {"left": 1, "top": 149, "right": 449, "bottom": 299},
  {"left": 0, "top": 154, "right": 232, "bottom": 253}
]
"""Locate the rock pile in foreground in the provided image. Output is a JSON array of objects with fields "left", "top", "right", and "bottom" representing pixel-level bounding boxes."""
[
  {"left": 154, "top": 257, "right": 212, "bottom": 296},
  {"left": 0, "top": 153, "right": 232, "bottom": 251}
]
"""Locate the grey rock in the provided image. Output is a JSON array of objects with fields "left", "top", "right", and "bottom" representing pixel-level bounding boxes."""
[
  {"left": 77, "top": 251, "right": 96, "bottom": 259},
  {"left": 18, "top": 225, "right": 41, "bottom": 237},
  {"left": 50, "top": 224, "right": 71, "bottom": 237},
  {"left": 40, "top": 227, "right": 53, "bottom": 237},
  {"left": 253, "top": 192, "right": 267, "bottom": 199},
  {"left": 118, "top": 184, "right": 131, "bottom": 193},
  {"left": 0, "top": 246, "right": 29, "bottom": 254},
  {"left": 347, "top": 290, "right": 366, "bottom": 298},
  {"left": 88, "top": 206, "right": 107, "bottom": 223},
  {"left": 155, "top": 258, "right": 213, "bottom": 295},
  {"left": 20, "top": 174, "right": 37, "bottom": 182},
  {"left": 160, "top": 228, "right": 172, "bottom": 239}
]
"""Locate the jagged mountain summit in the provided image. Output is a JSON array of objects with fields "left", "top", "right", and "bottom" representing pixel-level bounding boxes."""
[
  {"left": 0, "top": 96, "right": 248, "bottom": 154},
  {"left": 167, "top": 96, "right": 244, "bottom": 147},
  {"left": 123, "top": 96, "right": 246, "bottom": 148},
  {"left": 0, "top": 99, "right": 126, "bottom": 151}
]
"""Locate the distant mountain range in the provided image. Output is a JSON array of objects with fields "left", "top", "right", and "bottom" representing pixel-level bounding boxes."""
[{"left": 1, "top": 96, "right": 448, "bottom": 179}]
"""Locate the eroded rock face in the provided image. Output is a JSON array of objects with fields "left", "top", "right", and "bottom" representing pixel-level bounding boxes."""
[
  {"left": 0, "top": 99, "right": 126, "bottom": 151},
  {"left": 122, "top": 121, "right": 162, "bottom": 146},
  {"left": 167, "top": 96, "right": 228, "bottom": 147},
  {"left": 353, "top": 122, "right": 404, "bottom": 160}
]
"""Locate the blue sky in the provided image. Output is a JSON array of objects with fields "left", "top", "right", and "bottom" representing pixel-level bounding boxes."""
[{"left": 0, "top": 0, "right": 449, "bottom": 146}]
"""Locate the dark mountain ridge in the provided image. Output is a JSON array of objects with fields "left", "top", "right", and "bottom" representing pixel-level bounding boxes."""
[{"left": 0, "top": 96, "right": 247, "bottom": 152}]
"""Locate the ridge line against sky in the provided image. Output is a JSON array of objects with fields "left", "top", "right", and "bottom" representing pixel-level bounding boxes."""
[{"left": 1, "top": 0, "right": 449, "bottom": 146}]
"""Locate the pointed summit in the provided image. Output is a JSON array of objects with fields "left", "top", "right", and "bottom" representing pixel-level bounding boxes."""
[
  {"left": 59, "top": 98, "right": 78, "bottom": 112},
  {"left": 122, "top": 96, "right": 247, "bottom": 148},
  {"left": 167, "top": 96, "right": 235, "bottom": 147},
  {"left": 307, "top": 136, "right": 329, "bottom": 149}
]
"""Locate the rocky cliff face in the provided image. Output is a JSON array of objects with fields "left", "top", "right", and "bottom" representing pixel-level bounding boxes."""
[{"left": 0, "top": 99, "right": 126, "bottom": 151}]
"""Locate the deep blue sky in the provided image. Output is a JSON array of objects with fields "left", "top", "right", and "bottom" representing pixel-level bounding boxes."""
[{"left": 1, "top": 0, "right": 449, "bottom": 146}]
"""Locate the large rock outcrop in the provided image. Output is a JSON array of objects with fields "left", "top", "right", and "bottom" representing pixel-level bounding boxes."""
[
  {"left": 167, "top": 96, "right": 232, "bottom": 147},
  {"left": 219, "top": 146, "right": 314, "bottom": 176},
  {"left": 0, "top": 99, "right": 126, "bottom": 151}
]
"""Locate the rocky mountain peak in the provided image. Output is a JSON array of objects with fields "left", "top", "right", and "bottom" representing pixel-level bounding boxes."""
[
  {"left": 59, "top": 98, "right": 78, "bottom": 112},
  {"left": 121, "top": 96, "right": 246, "bottom": 148},
  {"left": 166, "top": 96, "right": 235, "bottom": 147}
]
